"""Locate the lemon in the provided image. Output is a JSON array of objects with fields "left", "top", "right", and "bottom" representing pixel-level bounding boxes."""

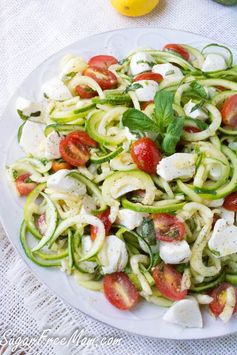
[{"left": 111, "top": 0, "right": 160, "bottom": 17}]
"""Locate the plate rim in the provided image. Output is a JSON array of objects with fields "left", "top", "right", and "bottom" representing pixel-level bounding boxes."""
[{"left": 1, "top": 26, "right": 237, "bottom": 341}]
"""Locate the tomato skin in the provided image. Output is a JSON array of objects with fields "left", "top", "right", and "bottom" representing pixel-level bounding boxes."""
[
  {"left": 133, "top": 72, "right": 163, "bottom": 83},
  {"left": 141, "top": 101, "right": 154, "bottom": 110},
  {"left": 152, "top": 213, "right": 186, "bottom": 242},
  {"left": 209, "top": 282, "right": 237, "bottom": 317},
  {"left": 163, "top": 44, "right": 190, "bottom": 61},
  {"left": 184, "top": 126, "right": 201, "bottom": 133},
  {"left": 103, "top": 272, "right": 140, "bottom": 310},
  {"left": 75, "top": 85, "right": 97, "bottom": 99},
  {"left": 83, "top": 66, "right": 118, "bottom": 90},
  {"left": 15, "top": 173, "right": 37, "bottom": 196},
  {"left": 59, "top": 131, "right": 96, "bottom": 167},
  {"left": 152, "top": 263, "right": 187, "bottom": 301},
  {"left": 131, "top": 137, "right": 161, "bottom": 174},
  {"left": 52, "top": 160, "right": 73, "bottom": 172},
  {"left": 221, "top": 94, "right": 237, "bottom": 128},
  {"left": 223, "top": 192, "right": 237, "bottom": 211},
  {"left": 88, "top": 55, "right": 118, "bottom": 69},
  {"left": 90, "top": 209, "right": 112, "bottom": 241},
  {"left": 66, "top": 131, "right": 97, "bottom": 147},
  {"left": 60, "top": 137, "right": 90, "bottom": 167}
]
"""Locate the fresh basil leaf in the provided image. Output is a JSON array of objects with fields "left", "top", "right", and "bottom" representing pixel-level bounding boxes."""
[
  {"left": 186, "top": 117, "right": 208, "bottom": 130},
  {"left": 154, "top": 90, "right": 174, "bottom": 134},
  {"left": 17, "top": 122, "right": 26, "bottom": 143},
  {"left": 30, "top": 111, "right": 41, "bottom": 117},
  {"left": 162, "top": 116, "right": 184, "bottom": 155},
  {"left": 137, "top": 217, "right": 156, "bottom": 244},
  {"left": 190, "top": 99, "right": 206, "bottom": 113},
  {"left": 190, "top": 81, "right": 208, "bottom": 99},
  {"left": 17, "top": 109, "right": 28, "bottom": 120},
  {"left": 122, "top": 109, "right": 159, "bottom": 133},
  {"left": 12, "top": 170, "right": 19, "bottom": 180},
  {"left": 124, "top": 83, "right": 143, "bottom": 93}
]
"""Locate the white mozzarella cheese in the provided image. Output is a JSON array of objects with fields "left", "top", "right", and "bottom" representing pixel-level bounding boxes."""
[
  {"left": 156, "top": 153, "right": 196, "bottom": 181},
  {"left": 202, "top": 53, "right": 227, "bottom": 73},
  {"left": 163, "top": 297, "right": 203, "bottom": 328},
  {"left": 47, "top": 169, "right": 86, "bottom": 196},
  {"left": 160, "top": 240, "right": 191, "bottom": 264},
  {"left": 98, "top": 235, "right": 128, "bottom": 274},
  {"left": 184, "top": 100, "right": 208, "bottom": 120},
  {"left": 220, "top": 207, "right": 235, "bottom": 225},
  {"left": 45, "top": 131, "right": 61, "bottom": 160},
  {"left": 41, "top": 77, "right": 72, "bottom": 100},
  {"left": 16, "top": 97, "right": 43, "bottom": 121},
  {"left": 152, "top": 63, "right": 184, "bottom": 80},
  {"left": 208, "top": 218, "right": 237, "bottom": 257},
  {"left": 135, "top": 80, "right": 159, "bottom": 101},
  {"left": 19, "top": 121, "right": 46, "bottom": 158},
  {"left": 130, "top": 52, "right": 154, "bottom": 76},
  {"left": 116, "top": 209, "right": 147, "bottom": 230}
]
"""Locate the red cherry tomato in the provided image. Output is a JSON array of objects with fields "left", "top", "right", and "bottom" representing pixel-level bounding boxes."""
[
  {"left": 88, "top": 55, "right": 118, "bottom": 69},
  {"left": 223, "top": 192, "right": 237, "bottom": 211},
  {"left": 163, "top": 44, "right": 190, "bottom": 61},
  {"left": 221, "top": 94, "right": 237, "bottom": 128},
  {"left": 103, "top": 272, "right": 140, "bottom": 310},
  {"left": 83, "top": 66, "right": 118, "bottom": 90},
  {"left": 152, "top": 213, "right": 186, "bottom": 242},
  {"left": 66, "top": 131, "right": 97, "bottom": 147},
  {"left": 59, "top": 131, "right": 96, "bottom": 167},
  {"left": 75, "top": 85, "right": 97, "bottom": 99},
  {"left": 184, "top": 126, "right": 201, "bottom": 133},
  {"left": 141, "top": 101, "right": 154, "bottom": 110},
  {"left": 133, "top": 72, "right": 163, "bottom": 83},
  {"left": 15, "top": 173, "right": 37, "bottom": 196},
  {"left": 131, "top": 137, "right": 161, "bottom": 174},
  {"left": 52, "top": 160, "right": 73, "bottom": 172},
  {"left": 90, "top": 209, "right": 112, "bottom": 241},
  {"left": 152, "top": 263, "right": 187, "bottom": 301},
  {"left": 209, "top": 282, "right": 237, "bottom": 317}
]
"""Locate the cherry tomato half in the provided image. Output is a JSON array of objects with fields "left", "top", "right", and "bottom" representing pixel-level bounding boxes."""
[
  {"left": 131, "top": 137, "right": 161, "bottom": 174},
  {"left": 75, "top": 85, "right": 97, "bottom": 99},
  {"left": 52, "top": 160, "right": 73, "bottom": 172},
  {"left": 67, "top": 131, "right": 97, "bottom": 147},
  {"left": 152, "top": 213, "right": 186, "bottom": 242},
  {"left": 133, "top": 72, "right": 163, "bottom": 83},
  {"left": 15, "top": 173, "right": 37, "bottom": 196},
  {"left": 221, "top": 94, "right": 237, "bottom": 128},
  {"left": 103, "top": 272, "right": 140, "bottom": 310},
  {"left": 223, "top": 192, "right": 237, "bottom": 211},
  {"left": 209, "top": 282, "right": 237, "bottom": 317},
  {"left": 184, "top": 126, "right": 201, "bottom": 133},
  {"left": 59, "top": 131, "right": 96, "bottom": 167},
  {"left": 83, "top": 66, "right": 118, "bottom": 90},
  {"left": 88, "top": 55, "right": 118, "bottom": 69},
  {"left": 152, "top": 263, "right": 187, "bottom": 301},
  {"left": 90, "top": 209, "right": 112, "bottom": 241},
  {"left": 163, "top": 44, "right": 190, "bottom": 61}
]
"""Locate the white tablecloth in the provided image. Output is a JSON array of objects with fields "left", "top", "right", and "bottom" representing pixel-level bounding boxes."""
[{"left": 1, "top": 0, "right": 237, "bottom": 354}]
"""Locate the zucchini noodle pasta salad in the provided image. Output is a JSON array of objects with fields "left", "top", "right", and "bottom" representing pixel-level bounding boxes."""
[{"left": 7, "top": 42, "right": 237, "bottom": 328}]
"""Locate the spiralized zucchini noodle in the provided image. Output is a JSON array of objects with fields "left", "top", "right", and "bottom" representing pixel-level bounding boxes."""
[{"left": 8, "top": 42, "right": 237, "bottom": 327}]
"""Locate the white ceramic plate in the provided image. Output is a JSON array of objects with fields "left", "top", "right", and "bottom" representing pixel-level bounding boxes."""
[{"left": 1, "top": 28, "right": 237, "bottom": 340}]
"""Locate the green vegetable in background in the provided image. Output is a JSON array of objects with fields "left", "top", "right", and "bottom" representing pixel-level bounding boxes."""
[{"left": 213, "top": 0, "right": 237, "bottom": 5}]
